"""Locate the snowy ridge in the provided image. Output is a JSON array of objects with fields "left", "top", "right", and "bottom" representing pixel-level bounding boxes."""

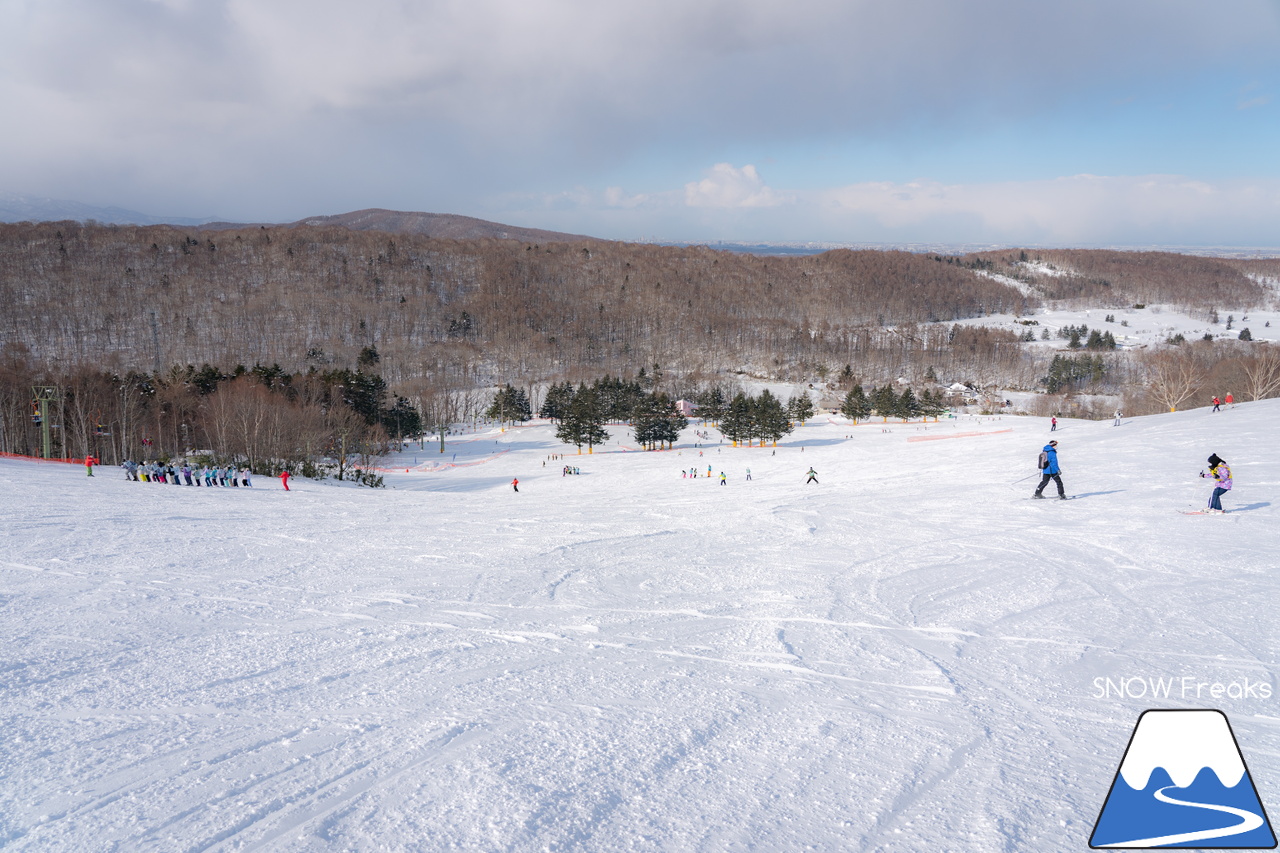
[
  {"left": 974, "top": 268, "right": 1041, "bottom": 297},
  {"left": 1117, "top": 710, "right": 1246, "bottom": 790}
]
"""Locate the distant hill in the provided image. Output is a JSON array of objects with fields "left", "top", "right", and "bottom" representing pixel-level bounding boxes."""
[
  {"left": 0, "top": 190, "right": 216, "bottom": 227},
  {"left": 205, "top": 208, "right": 597, "bottom": 243},
  {"left": 0, "top": 193, "right": 594, "bottom": 243}
]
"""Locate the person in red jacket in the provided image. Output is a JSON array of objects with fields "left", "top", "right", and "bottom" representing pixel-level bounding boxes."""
[
  {"left": 279, "top": 469, "right": 290, "bottom": 491},
  {"left": 1212, "top": 396, "right": 1221, "bottom": 412},
  {"left": 512, "top": 477, "right": 519, "bottom": 492},
  {"left": 84, "top": 455, "right": 96, "bottom": 477}
]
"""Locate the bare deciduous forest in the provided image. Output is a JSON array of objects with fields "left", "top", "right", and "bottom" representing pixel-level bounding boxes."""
[
  {"left": 0, "top": 221, "right": 1036, "bottom": 382},
  {"left": 2, "top": 221, "right": 1278, "bottom": 467},
  {"left": 966, "top": 248, "right": 1272, "bottom": 309}
]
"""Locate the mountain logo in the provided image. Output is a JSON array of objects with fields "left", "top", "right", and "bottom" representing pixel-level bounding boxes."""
[{"left": 1091, "top": 709, "right": 1276, "bottom": 848}]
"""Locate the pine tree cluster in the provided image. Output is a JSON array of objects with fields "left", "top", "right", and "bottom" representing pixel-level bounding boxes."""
[
  {"left": 1057, "top": 324, "right": 1117, "bottom": 350},
  {"left": 840, "top": 385, "right": 947, "bottom": 422},
  {"left": 718, "top": 390, "right": 793, "bottom": 447},
  {"left": 484, "top": 384, "right": 533, "bottom": 424},
  {"left": 507, "top": 373, "right": 689, "bottom": 452},
  {"left": 1043, "top": 354, "right": 1107, "bottom": 393}
]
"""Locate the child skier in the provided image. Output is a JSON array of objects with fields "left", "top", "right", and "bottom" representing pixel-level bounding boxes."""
[
  {"left": 1033, "top": 440, "right": 1066, "bottom": 499},
  {"left": 805, "top": 468, "right": 818, "bottom": 484},
  {"left": 1200, "top": 454, "right": 1232, "bottom": 513}
]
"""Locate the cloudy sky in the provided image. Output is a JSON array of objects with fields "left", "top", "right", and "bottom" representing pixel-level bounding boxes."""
[{"left": 2, "top": 0, "right": 1279, "bottom": 246}]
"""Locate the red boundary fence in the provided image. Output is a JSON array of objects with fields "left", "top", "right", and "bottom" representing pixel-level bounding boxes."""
[{"left": 0, "top": 451, "right": 83, "bottom": 464}]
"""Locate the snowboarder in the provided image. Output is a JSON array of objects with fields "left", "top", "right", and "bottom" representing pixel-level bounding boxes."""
[
  {"left": 280, "top": 469, "right": 290, "bottom": 491},
  {"left": 1033, "top": 440, "right": 1066, "bottom": 499},
  {"left": 512, "top": 477, "right": 519, "bottom": 492},
  {"left": 1212, "top": 396, "right": 1221, "bottom": 412},
  {"left": 1200, "top": 454, "right": 1232, "bottom": 513},
  {"left": 805, "top": 467, "right": 818, "bottom": 484},
  {"left": 719, "top": 472, "right": 726, "bottom": 486}
]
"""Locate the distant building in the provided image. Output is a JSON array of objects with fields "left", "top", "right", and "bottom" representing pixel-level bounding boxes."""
[{"left": 675, "top": 399, "right": 697, "bottom": 416}]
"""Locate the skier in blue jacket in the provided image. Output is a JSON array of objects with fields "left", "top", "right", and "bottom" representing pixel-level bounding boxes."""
[{"left": 1033, "top": 440, "right": 1066, "bottom": 499}]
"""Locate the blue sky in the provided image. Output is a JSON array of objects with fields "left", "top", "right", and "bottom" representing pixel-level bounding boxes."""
[{"left": 2, "top": 0, "right": 1278, "bottom": 246}]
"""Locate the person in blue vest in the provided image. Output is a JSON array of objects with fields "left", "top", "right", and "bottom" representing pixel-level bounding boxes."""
[{"left": 1033, "top": 440, "right": 1066, "bottom": 499}]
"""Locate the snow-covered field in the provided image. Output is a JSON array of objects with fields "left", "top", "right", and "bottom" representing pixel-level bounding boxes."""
[
  {"left": 952, "top": 303, "right": 1280, "bottom": 348},
  {"left": 3, "top": 404, "right": 1278, "bottom": 851}
]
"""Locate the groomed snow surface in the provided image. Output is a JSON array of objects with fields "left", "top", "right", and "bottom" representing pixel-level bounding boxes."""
[{"left": 3, "top": 403, "right": 1278, "bottom": 851}]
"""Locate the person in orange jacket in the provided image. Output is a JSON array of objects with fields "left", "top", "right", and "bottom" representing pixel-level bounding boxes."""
[
  {"left": 512, "top": 477, "right": 519, "bottom": 492},
  {"left": 279, "top": 469, "right": 290, "bottom": 491}
]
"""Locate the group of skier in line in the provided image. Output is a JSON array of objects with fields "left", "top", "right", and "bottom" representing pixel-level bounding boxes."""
[{"left": 120, "top": 459, "right": 255, "bottom": 487}]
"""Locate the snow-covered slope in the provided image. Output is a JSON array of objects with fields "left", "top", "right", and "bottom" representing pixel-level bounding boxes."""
[
  {"left": 951, "top": 303, "right": 1280, "bottom": 348},
  {"left": 2, "top": 403, "right": 1278, "bottom": 851}
]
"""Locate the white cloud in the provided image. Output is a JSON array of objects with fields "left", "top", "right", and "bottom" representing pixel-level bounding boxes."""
[
  {"left": 814, "top": 175, "right": 1280, "bottom": 243},
  {"left": 603, "top": 187, "right": 651, "bottom": 209},
  {"left": 1, "top": 1, "right": 1278, "bottom": 225},
  {"left": 517, "top": 172, "right": 1280, "bottom": 246},
  {"left": 684, "top": 164, "right": 788, "bottom": 209}
]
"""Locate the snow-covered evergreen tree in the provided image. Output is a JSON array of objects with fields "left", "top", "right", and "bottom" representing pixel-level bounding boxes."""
[
  {"left": 485, "top": 384, "right": 531, "bottom": 425},
  {"left": 556, "top": 384, "right": 609, "bottom": 453},
  {"left": 840, "top": 385, "right": 871, "bottom": 423},
  {"left": 753, "top": 390, "right": 792, "bottom": 446},
  {"left": 787, "top": 391, "right": 815, "bottom": 424},
  {"left": 720, "top": 392, "right": 753, "bottom": 446},
  {"left": 539, "top": 381, "right": 574, "bottom": 422}
]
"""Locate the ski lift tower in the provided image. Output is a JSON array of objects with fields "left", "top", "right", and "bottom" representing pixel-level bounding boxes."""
[{"left": 32, "top": 385, "right": 61, "bottom": 459}]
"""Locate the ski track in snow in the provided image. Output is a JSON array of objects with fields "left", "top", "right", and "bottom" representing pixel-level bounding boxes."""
[{"left": 2, "top": 405, "right": 1279, "bottom": 851}]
